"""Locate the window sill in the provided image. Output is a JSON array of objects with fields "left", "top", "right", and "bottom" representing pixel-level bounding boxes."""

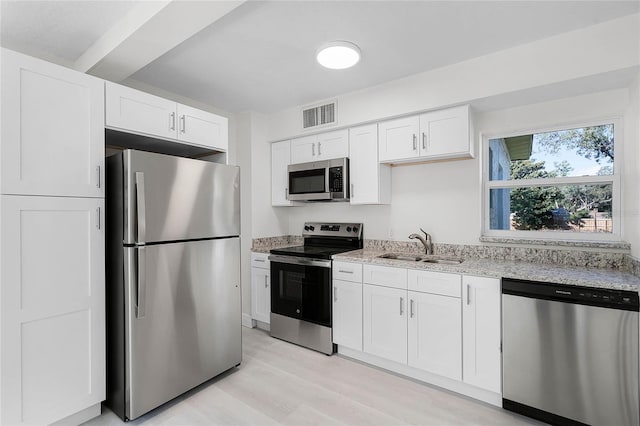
[{"left": 479, "top": 236, "right": 630, "bottom": 251}]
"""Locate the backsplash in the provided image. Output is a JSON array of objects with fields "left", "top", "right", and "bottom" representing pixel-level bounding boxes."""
[{"left": 253, "top": 236, "right": 634, "bottom": 273}]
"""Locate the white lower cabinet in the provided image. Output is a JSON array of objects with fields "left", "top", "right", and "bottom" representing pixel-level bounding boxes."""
[
  {"left": 335, "top": 260, "right": 502, "bottom": 405},
  {"left": 408, "top": 291, "right": 462, "bottom": 380},
  {"left": 462, "top": 275, "right": 501, "bottom": 393},
  {"left": 251, "top": 253, "right": 271, "bottom": 324},
  {"left": 332, "top": 279, "right": 363, "bottom": 350},
  {"left": 0, "top": 195, "right": 105, "bottom": 425},
  {"left": 363, "top": 284, "right": 408, "bottom": 364}
]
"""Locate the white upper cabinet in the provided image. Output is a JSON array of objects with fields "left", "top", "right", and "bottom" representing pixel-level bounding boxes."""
[
  {"left": 1, "top": 48, "right": 104, "bottom": 198},
  {"left": 290, "top": 129, "right": 348, "bottom": 163},
  {"left": 105, "top": 82, "right": 228, "bottom": 151},
  {"left": 379, "top": 105, "right": 472, "bottom": 163},
  {"left": 462, "top": 275, "right": 501, "bottom": 393},
  {"left": 378, "top": 115, "right": 420, "bottom": 162},
  {"left": 349, "top": 124, "right": 391, "bottom": 205},
  {"left": 271, "top": 140, "right": 293, "bottom": 206},
  {"left": 105, "top": 81, "right": 177, "bottom": 141},
  {"left": 176, "top": 103, "right": 228, "bottom": 151}
]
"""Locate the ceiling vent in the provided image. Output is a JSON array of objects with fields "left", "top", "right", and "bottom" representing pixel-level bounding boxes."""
[{"left": 302, "top": 100, "right": 337, "bottom": 129}]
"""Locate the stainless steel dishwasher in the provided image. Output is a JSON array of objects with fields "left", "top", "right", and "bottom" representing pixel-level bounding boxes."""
[{"left": 502, "top": 278, "right": 639, "bottom": 426}]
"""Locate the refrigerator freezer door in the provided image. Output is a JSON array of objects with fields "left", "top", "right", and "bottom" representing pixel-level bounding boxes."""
[
  {"left": 122, "top": 150, "right": 240, "bottom": 244},
  {"left": 123, "top": 237, "right": 241, "bottom": 420}
]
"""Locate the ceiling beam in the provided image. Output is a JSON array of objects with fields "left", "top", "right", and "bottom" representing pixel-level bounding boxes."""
[{"left": 74, "top": 0, "right": 245, "bottom": 82}]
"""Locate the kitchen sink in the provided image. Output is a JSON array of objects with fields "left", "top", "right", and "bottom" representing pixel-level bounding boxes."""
[
  {"left": 377, "top": 253, "right": 464, "bottom": 264},
  {"left": 378, "top": 253, "right": 423, "bottom": 261},
  {"left": 421, "top": 256, "right": 464, "bottom": 264}
]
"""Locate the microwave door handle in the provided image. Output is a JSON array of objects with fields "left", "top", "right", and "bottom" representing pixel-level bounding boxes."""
[{"left": 325, "top": 167, "right": 330, "bottom": 195}]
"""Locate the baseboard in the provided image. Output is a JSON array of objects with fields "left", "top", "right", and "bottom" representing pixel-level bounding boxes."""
[
  {"left": 338, "top": 346, "right": 502, "bottom": 407},
  {"left": 51, "top": 403, "right": 101, "bottom": 425},
  {"left": 242, "top": 313, "right": 256, "bottom": 328}
]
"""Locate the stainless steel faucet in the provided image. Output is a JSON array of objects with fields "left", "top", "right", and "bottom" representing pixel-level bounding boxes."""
[{"left": 409, "top": 228, "right": 433, "bottom": 255}]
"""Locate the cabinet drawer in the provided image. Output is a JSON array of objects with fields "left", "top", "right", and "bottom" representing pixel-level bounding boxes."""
[
  {"left": 251, "top": 252, "right": 270, "bottom": 269},
  {"left": 333, "top": 261, "right": 362, "bottom": 282},
  {"left": 408, "top": 269, "right": 461, "bottom": 298},
  {"left": 363, "top": 264, "right": 407, "bottom": 290}
]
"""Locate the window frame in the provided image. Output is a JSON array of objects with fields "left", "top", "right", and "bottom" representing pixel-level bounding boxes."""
[{"left": 481, "top": 117, "right": 622, "bottom": 242}]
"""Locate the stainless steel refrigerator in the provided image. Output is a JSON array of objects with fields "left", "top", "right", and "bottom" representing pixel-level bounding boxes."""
[{"left": 105, "top": 149, "right": 241, "bottom": 421}]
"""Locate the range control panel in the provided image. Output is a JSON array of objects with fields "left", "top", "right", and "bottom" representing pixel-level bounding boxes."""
[{"left": 302, "top": 222, "right": 363, "bottom": 238}]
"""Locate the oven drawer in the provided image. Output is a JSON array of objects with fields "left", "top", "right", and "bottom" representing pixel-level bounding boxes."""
[
  {"left": 363, "top": 264, "right": 407, "bottom": 290},
  {"left": 333, "top": 261, "right": 362, "bottom": 283}
]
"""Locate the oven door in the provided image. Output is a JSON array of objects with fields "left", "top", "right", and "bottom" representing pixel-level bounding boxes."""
[{"left": 269, "top": 255, "right": 332, "bottom": 327}]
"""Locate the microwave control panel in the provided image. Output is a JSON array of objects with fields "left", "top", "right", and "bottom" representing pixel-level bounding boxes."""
[{"left": 328, "top": 166, "right": 343, "bottom": 192}]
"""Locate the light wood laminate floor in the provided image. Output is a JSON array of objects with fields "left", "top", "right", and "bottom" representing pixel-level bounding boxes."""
[{"left": 83, "top": 327, "right": 539, "bottom": 425}]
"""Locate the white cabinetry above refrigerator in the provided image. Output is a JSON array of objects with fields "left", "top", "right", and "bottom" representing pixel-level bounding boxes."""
[{"left": 105, "top": 82, "right": 228, "bottom": 152}]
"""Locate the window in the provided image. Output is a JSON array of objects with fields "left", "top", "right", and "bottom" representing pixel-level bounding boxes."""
[{"left": 483, "top": 121, "right": 620, "bottom": 241}]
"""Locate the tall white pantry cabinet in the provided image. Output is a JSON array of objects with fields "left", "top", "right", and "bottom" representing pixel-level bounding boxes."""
[{"left": 0, "top": 49, "right": 105, "bottom": 425}]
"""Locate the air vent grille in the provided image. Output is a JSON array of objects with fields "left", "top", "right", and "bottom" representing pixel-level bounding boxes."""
[{"left": 302, "top": 102, "right": 336, "bottom": 129}]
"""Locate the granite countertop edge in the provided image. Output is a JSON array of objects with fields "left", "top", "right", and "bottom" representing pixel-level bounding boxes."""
[
  {"left": 251, "top": 246, "right": 640, "bottom": 291},
  {"left": 332, "top": 249, "right": 640, "bottom": 292}
]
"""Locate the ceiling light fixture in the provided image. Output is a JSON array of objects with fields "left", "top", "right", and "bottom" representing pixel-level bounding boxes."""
[{"left": 316, "top": 41, "right": 361, "bottom": 70}]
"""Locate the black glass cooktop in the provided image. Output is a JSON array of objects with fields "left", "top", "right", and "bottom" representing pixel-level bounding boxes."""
[{"left": 270, "top": 245, "right": 356, "bottom": 260}]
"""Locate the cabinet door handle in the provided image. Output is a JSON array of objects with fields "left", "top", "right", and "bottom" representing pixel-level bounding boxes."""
[
  {"left": 400, "top": 297, "right": 404, "bottom": 316},
  {"left": 334, "top": 286, "right": 338, "bottom": 302},
  {"left": 338, "top": 269, "right": 353, "bottom": 274},
  {"left": 254, "top": 258, "right": 265, "bottom": 263},
  {"left": 422, "top": 132, "right": 427, "bottom": 150},
  {"left": 318, "top": 142, "right": 322, "bottom": 156},
  {"left": 312, "top": 144, "right": 315, "bottom": 156},
  {"left": 351, "top": 183, "right": 354, "bottom": 198},
  {"left": 412, "top": 134, "right": 417, "bottom": 150},
  {"left": 410, "top": 299, "right": 414, "bottom": 318},
  {"left": 180, "top": 115, "right": 186, "bottom": 133},
  {"left": 96, "top": 207, "right": 101, "bottom": 230},
  {"left": 96, "top": 166, "right": 101, "bottom": 188},
  {"left": 285, "top": 188, "right": 289, "bottom": 200},
  {"left": 467, "top": 284, "right": 471, "bottom": 305},
  {"left": 170, "top": 112, "right": 176, "bottom": 130},
  {"left": 264, "top": 275, "right": 268, "bottom": 288}
]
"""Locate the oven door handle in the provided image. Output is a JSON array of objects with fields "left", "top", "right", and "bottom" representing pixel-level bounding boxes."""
[{"left": 268, "top": 255, "right": 332, "bottom": 268}]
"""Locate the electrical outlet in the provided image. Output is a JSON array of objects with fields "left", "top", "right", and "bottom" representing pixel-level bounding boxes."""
[{"left": 389, "top": 229, "right": 394, "bottom": 239}]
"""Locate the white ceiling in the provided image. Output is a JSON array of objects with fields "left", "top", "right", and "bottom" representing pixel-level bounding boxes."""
[{"left": 2, "top": 1, "right": 639, "bottom": 113}]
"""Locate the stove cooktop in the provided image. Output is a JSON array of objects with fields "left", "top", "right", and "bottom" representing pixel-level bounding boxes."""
[{"left": 269, "top": 245, "right": 356, "bottom": 260}]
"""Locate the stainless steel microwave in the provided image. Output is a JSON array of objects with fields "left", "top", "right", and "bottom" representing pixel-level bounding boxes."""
[{"left": 287, "top": 158, "right": 349, "bottom": 201}]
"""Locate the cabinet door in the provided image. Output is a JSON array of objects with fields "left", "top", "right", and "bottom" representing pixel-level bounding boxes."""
[
  {"left": 0, "top": 195, "right": 105, "bottom": 425},
  {"left": 462, "top": 276, "right": 501, "bottom": 393},
  {"left": 408, "top": 291, "right": 462, "bottom": 380},
  {"left": 251, "top": 267, "right": 271, "bottom": 324},
  {"left": 378, "top": 115, "right": 420, "bottom": 162},
  {"left": 105, "top": 81, "right": 177, "bottom": 141},
  {"left": 349, "top": 124, "right": 391, "bottom": 205},
  {"left": 333, "top": 280, "right": 363, "bottom": 351},
  {"left": 363, "top": 284, "right": 407, "bottom": 364},
  {"left": 177, "top": 103, "right": 228, "bottom": 151},
  {"left": 290, "top": 135, "right": 317, "bottom": 164},
  {"left": 271, "top": 140, "right": 293, "bottom": 206},
  {"left": 419, "top": 105, "right": 471, "bottom": 159},
  {"left": 1, "top": 49, "right": 104, "bottom": 198},
  {"left": 316, "top": 129, "right": 348, "bottom": 160}
]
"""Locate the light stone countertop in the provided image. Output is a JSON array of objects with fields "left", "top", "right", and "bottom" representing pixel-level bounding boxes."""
[{"left": 333, "top": 249, "right": 640, "bottom": 292}]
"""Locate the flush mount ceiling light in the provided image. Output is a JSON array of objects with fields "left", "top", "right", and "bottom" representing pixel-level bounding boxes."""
[{"left": 316, "top": 41, "right": 361, "bottom": 70}]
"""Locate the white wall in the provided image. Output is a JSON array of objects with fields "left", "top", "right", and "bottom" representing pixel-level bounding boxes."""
[{"left": 624, "top": 73, "right": 640, "bottom": 259}]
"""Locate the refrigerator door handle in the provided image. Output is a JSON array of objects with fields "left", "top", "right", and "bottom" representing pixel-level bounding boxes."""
[
  {"left": 135, "top": 172, "right": 146, "bottom": 245},
  {"left": 136, "top": 247, "right": 146, "bottom": 318}
]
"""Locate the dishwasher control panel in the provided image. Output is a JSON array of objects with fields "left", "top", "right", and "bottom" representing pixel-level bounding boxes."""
[{"left": 502, "top": 278, "right": 639, "bottom": 311}]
